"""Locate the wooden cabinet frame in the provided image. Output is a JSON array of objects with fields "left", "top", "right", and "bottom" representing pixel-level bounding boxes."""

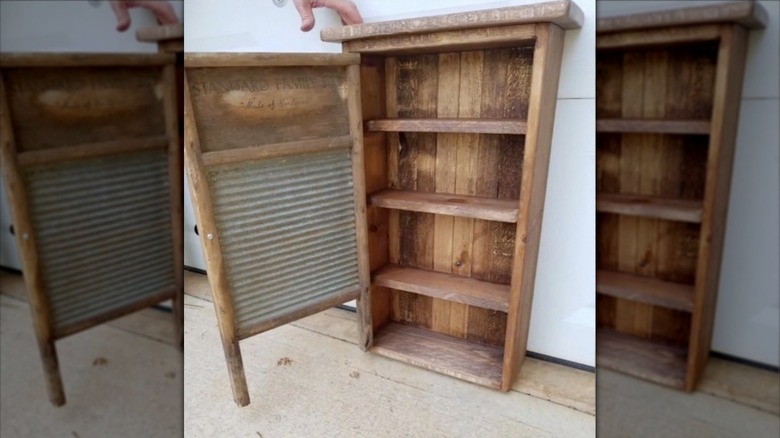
[
  {"left": 0, "top": 53, "right": 183, "bottom": 405},
  {"left": 185, "top": 0, "right": 582, "bottom": 406},
  {"left": 595, "top": 1, "right": 767, "bottom": 391}
]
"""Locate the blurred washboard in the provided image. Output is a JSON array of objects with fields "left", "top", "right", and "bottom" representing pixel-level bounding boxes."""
[{"left": 0, "top": 53, "right": 182, "bottom": 406}]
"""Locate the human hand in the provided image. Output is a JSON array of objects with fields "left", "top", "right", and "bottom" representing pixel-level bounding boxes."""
[
  {"left": 109, "top": 1, "right": 179, "bottom": 32},
  {"left": 292, "top": 0, "right": 362, "bottom": 32}
]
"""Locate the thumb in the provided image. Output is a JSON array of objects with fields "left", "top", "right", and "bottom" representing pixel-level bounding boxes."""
[
  {"left": 109, "top": 1, "right": 132, "bottom": 32},
  {"left": 293, "top": 0, "right": 316, "bottom": 32}
]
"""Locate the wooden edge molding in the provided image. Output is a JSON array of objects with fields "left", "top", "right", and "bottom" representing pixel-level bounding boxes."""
[
  {"left": 0, "top": 52, "right": 174, "bottom": 67},
  {"left": 136, "top": 23, "right": 183, "bottom": 42},
  {"left": 321, "top": 0, "right": 584, "bottom": 42},
  {"left": 597, "top": 1, "right": 768, "bottom": 33},
  {"left": 184, "top": 52, "right": 360, "bottom": 68}
]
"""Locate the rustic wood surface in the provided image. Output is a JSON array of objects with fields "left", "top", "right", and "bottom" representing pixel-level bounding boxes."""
[
  {"left": 502, "top": 23, "right": 564, "bottom": 391},
  {"left": 598, "top": 328, "right": 688, "bottom": 389},
  {"left": 368, "top": 118, "right": 527, "bottom": 135},
  {"left": 184, "top": 52, "right": 359, "bottom": 67},
  {"left": 370, "top": 189, "right": 519, "bottom": 223},
  {"left": 596, "top": 269, "right": 694, "bottom": 313},
  {"left": 183, "top": 72, "right": 249, "bottom": 407},
  {"left": 372, "top": 322, "right": 504, "bottom": 388},
  {"left": 596, "top": 193, "right": 703, "bottom": 223},
  {"left": 185, "top": 66, "right": 350, "bottom": 151},
  {"left": 596, "top": 17, "right": 755, "bottom": 391},
  {"left": 342, "top": 24, "right": 536, "bottom": 55},
  {"left": 322, "top": 0, "right": 583, "bottom": 42},
  {"left": 688, "top": 23, "right": 749, "bottom": 391},
  {"left": 596, "top": 118, "right": 711, "bottom": 135},
  {"left": 373, "top": 264, "right": 510, "bottom": 312},
  {"left": 0, "top": 77, "right": 65, "bottom": 406},
  {"left": 597, "top": 1, "right": 768, "bottom": 33}
]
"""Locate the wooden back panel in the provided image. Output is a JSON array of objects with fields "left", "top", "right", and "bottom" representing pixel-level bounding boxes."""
[{"left": 382, "top": 46, "right": 534, "bottom": 347}]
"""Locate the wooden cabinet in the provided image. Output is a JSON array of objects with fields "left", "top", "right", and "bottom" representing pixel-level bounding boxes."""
[
  {"left": 595, "top": 2, "right": 767, "bottom": 391},
  {"left": 184, "top": 0, "right": 582, "bottom": 406},
  {"left": 0, "top": 53, "right": 182, "bottom": 405}
]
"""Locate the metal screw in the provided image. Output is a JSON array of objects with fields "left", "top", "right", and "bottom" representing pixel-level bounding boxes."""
[
  {"left": 454, "top": 259, "right": 462, "bottom": 267},
  {"left": 207, "top": 233, "right": 214, "bottom": 240},
  {"left": 272, "top": 0, "right": 287, "bottom": 7},
  {"left": 22, "top": 233, "right": 29, "bottom": 240}
]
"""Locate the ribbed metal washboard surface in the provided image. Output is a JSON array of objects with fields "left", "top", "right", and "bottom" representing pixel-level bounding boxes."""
[
  {"left": 23, "top": 150, "right": 175, "bottom": 336},
  {"left": 207, "top": 148, "right": 360, "bottom": 335}
]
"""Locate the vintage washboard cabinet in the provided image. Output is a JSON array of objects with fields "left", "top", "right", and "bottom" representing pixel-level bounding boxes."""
[
  {"left": 595, "top": 2, "right": 767, "bottom": 391},
  {"left": 0, "top": 53, "right": 183, "bottom": 406},
  {"left": 185, "top": 0, "right": 582, "bottom": 406}
]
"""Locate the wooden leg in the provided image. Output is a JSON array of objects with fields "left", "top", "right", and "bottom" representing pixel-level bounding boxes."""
[
  {"left": 173, "top": 289, "right": 184, "bottom": 350},
  {"left": 37, "top": 339, "right": 65, "bottom": 406},
  {"left": 356, "top": 291, "right": 373, "bottom": 352},
  {"left": 222, "top": 337, "right": 250, "bottom": 406}
]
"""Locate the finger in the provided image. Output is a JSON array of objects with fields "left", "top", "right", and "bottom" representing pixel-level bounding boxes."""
[
  {"left": 109, "top": 1, "right": 132, "bottom": 32},
  {"left": 135, "top": 0, "right": 179, "bottom": 25},
  {"left": 313, "top": 0, "right": 362, "bottom": 25},
  {"left": 292, "top": 0, "right": 316, "bottom": 32}
]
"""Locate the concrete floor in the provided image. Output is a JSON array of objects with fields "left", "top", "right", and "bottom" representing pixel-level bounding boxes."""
[
  {"left": 5, "top": 268, "right": 774, "bottom": 438},
  {"left": 183, "top": 271, "right": 596, "bottom": 438},
  {"left": 0, "top": 272, "right": 182, "bottom": 438},
  {"left": 598, "top": 367, "right": 779, "bottom": 438}
]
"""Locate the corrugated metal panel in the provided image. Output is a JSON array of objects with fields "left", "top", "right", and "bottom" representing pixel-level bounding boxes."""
[
  {"left": 23, "top": 150, "right": 175, "bottom": 336},
  {"left": 207, "top": 148, "right": 360, "bottom": 336}
]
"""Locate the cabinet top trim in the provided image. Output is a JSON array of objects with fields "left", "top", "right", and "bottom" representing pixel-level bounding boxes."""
[
  {"left": 136, "top": 23, "right": 183, "bottom": 43},
  {"left": 597, "top": 1, "right": 767, "bottom": 34},
  {"left": 320, "top": 0, "right": 583, "bottom": 43},
  {"left": 183, "top": 52, "right": 360, "bottom": 68},
  {"left": 0, "top": 53, "right": 175, "bottom": 67}
]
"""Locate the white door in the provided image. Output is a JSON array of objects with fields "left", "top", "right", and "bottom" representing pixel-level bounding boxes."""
[
  {"left": 598, "top": 0, "right": 780, "bottom": 368},
  {"left": 184, "top": 0, "right": 597, "bottom": 368}
]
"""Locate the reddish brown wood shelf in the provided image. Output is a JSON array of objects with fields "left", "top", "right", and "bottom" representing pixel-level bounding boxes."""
[
  {"left": 596, "top": 118, "right": 711, "bottom": 135},
  {"left": 598, "top": 329, "right": 688, "bottom": 389},
  {"left": 369, "top": 189, "right": 518, "bottom": 223},
  {"left": 366, "top": 118, "right": 527, "bottom": 135},
  {"left": 373, "top": 264, "right": 510, "bottom": 312},
  {"left": 596, "top": 269, "right": 695, "bottom": 312},
  {"left": 597, "top": 193, "right": 703, "bottom": 223},
  {"left": 372, "top": 322, "right": 504, "bottom": 388}
]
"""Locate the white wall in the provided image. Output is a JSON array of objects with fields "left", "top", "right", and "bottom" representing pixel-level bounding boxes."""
[
  {"left": 598, "top": 0, "right": 780, "bottom": 368},
  {"left": 184, "top": 0, "right": 596, "bottom": 367}
]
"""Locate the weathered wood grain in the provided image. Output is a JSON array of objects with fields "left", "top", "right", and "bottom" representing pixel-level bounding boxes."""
[{"left": 322, "top": 0, "right": 583, "bottom": 42}]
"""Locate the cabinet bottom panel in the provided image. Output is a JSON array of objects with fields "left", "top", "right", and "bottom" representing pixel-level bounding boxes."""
[
  {"left": 372, "top": 322, "right": 504, "bottom": 389},
  {"left": 598, "top": 328, "right": 689, "bottom": 389}
]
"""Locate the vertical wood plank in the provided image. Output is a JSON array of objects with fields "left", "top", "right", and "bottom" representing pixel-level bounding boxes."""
[
  {"left": 396, "top": 55, "right": 438, "bottom": 329},
  {"left": 182, "top": 72, "right": 249, "bottom": 407},
  {"left": 432, "top": 53, "right": 460, "bottom": 336},
  {"left": 346, "top": 64, "right": 374, "bottom": 351},
  {"left": 0, "top": 75, "right": 65, "bottom": 406},
  {"left": 502, "top": 23, "right": 564, "bottom": 390},
  {"left": 688, "top": 24, "right": 749, "bottom": 390},
  {"left": 615, "top": 51, "right": 653, "bottom": 338},
  {"left": 161, "top": 63, "right": 184, "bottom": 350}
]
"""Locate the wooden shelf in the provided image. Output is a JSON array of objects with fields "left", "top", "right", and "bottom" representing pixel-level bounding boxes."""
[
  {"left": 596, "top": 270, "right": 695, "bottom": 313},
  {"left": 598, "top": 329, "right": 688, "bottom": 389},
  {"left": 372, "top": 322, "right": 504, "bottom": 388},
  {"left": 597, "top": 193, "right": 703, "bottom": 223},
  {"left": 373, "top": 264, "right": 510, "bottom": 312},
  {"left": 367, "top": 118, "right": 527, "bottom": 135},
  {"left": 596, "top": 119, "right": 711, "bottom": 135},
  {"left": 370, "top": 190, "right": 518, "bottom": 223}
]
